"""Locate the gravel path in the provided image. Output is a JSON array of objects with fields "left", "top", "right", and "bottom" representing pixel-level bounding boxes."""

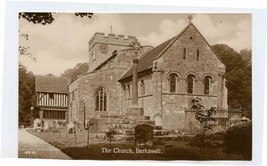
[{"left": 18, "top": 128, "right": 71, "bottom": 159}]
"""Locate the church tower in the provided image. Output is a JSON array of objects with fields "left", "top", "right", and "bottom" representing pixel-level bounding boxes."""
[{"left": 88, "top": 33, "right": 137, "bottom": 72}]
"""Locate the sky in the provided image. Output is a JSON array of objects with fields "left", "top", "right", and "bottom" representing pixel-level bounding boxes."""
[{"left": 19, "top": 13, "right": 252, "bottom": 76}]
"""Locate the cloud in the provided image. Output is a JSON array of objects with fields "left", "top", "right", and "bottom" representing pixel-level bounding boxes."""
[
  {"left": 19, "top": 50, "right": 84, "bottom": 76},
  {"left": 138, "top": 19, "right": 187, "bottom": 46},
  {"left": 19, "top": 13, "right": 126, "bottom": 75},
  {"left": 193, "top": 14, "right": 251, "bottom": 51},
  {"left": 19, "top": 13, "right": 251, "bottom": 75},
  {"left": 20, "top": 14, "right": 125, "bottom": 60},
  {"left": 138, "top": 14, "right": 251, "bottom": 51}
]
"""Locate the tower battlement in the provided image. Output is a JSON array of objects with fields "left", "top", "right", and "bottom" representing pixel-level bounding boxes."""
[{"left": 88, "top": 32, "right": 136, "bottom": 50}]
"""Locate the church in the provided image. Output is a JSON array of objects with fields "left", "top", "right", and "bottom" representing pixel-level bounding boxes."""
[{"left": 67, "top": 16, "right": 230, "bottom": 133}]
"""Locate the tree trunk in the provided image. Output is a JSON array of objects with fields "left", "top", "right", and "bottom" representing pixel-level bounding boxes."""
[
  {"left": 87, "top": 127, "right": 90, "bottom": 148},
  {"left": 202, "top": 130, "right": 205, "bottom": 159},
  {"left": 109, "top": 138, "right": 112, "bottom": 155}
]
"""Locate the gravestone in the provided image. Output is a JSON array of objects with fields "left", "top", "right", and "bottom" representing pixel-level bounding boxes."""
[{"left": 135, "top": 124, "right": 153, "bottom": 146}]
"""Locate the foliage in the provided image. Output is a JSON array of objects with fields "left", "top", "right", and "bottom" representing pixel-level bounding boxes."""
[
  {"left": 106, "top": 128, "right": 117, "bottom": 152},
  {"left": 19, "top": 12, "right": 93, "bottom": 25},
  {"left": 192, "top": 97, "right": 217, "bottom": 131},
  {"left": 191, "top": 97, "right": 217, "bottom": 159},
  {"left": 19, "top": 31, "right": 37, "bottom": 61},
  {"left": 19, "top": 64, "right": 36, "bottom": 124},
  {"left": 74, "top": 13, "right": 94, "bottom": 19},
  {"left": 239, "top": 48, "right": 252, "bottom": 64},
  {"left": 19, "top": 13, "right": 54, "bottom": 25},
  {"left": 212, "top": 44, "right": 252, "bottom": 118},
  {"left": 223, "top": 122, "right": 252, "bottom": 160},
  {"left": 61, "top": 62, "right": 89, "bottom": 82},
  {"left": 190, "top": 132, "right": 225, "bottom": 148},
  {"left": 106, "top": 128, "right": 117, "bottom": 140}
]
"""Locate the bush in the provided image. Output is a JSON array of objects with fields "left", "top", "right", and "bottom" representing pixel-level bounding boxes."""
[
  {"left": 189, "top": 132, "right": 224, "bottom": 148},
  {"left": 223, "top": 122, "right": 252, "bottom": 160}
]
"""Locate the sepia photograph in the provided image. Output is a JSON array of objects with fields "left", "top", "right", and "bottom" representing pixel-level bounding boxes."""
[{"left": 18, "top": 13, "right": 252, "bottom": 160}]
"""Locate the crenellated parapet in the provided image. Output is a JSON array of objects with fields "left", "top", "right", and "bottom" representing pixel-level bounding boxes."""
[{"left": 88, "top": 32, "right": 137, "bottom": 51}]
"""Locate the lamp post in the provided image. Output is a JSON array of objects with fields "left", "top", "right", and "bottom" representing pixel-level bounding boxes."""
[
  {"left": 30, "top": 105, "right": 34, "bottom": 125},
  {"left": 129, "top": 38, "right": 142, "bottom": 106},
  {"left": 83, "top": 101, "right": 86, "bottom": 129}
]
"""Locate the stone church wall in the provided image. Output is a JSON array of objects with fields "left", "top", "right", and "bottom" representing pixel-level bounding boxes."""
[
  {"left": 153, "top": 24, "right": 228, "bottom": 130},
  {"left": 69, "top": 68, "right": 127, "bottom": 125}
]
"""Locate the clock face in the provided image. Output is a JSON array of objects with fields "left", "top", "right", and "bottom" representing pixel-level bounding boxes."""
[{"left": 99, "top": 43, "right": 109, "bottom": 54}]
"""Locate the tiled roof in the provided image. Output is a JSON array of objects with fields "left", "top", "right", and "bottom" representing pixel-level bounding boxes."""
[
  {"left": 35, "top": 76, "right": 71, "bottom": 93},
  {"left": 118, "top": 23, "right": 224, "bottom": 82},
  {"left": 119, "top": 23, "right": 192, "bottom": 81}
]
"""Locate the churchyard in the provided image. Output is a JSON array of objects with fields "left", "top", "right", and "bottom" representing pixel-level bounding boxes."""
[{"left": 27, "top": 127, "right": 244, "bottom": 160}]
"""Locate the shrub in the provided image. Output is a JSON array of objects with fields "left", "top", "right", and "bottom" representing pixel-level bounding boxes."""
[
  {"left": 223, "top": 122, "right": 252, "bottom": 160},
  {"left": 190, "top": 132, "right": 225, "bottom": 148}
]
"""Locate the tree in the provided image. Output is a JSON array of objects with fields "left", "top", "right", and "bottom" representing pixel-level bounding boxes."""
[
  {"left": 86, "top": 121, "right": 94, "bottom": 149},
  {"left": 212, "top": 44, "right": 252, "bottom": 118},
  {"left": 61, "top": 62, "right": 89, "bottom": 82},
  {"left": 19, "top": 12, "right": 93, "bottom": 25},
  {"left": 19, "top": 64, "right": 36, "bottom": 125},
  {"left": 223, "top": 122, "right": 252, "bottom": 160},
  {"left": 240, "top": 49, "right": 252, "bottom": 64},
  {"left": 106, "top": 128, "right": 117, "bottom": 154},
  {"left": 191, "top": 97, "right": 216, "bottom": 159}
]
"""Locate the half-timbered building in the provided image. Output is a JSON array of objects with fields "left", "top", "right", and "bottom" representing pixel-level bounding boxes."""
[{"left": 35, "top": 76, "right": 70, "bottom": 127}]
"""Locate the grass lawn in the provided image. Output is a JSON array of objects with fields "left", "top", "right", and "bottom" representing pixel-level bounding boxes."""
[{"left": 27, "top": 129, "right": 244, "bottom": 160}]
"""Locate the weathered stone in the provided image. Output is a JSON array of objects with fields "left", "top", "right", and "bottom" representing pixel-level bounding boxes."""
[
  {"left": 135, "top": 124, "right": 154, "bottom": 145},
  {"left": 69, "top": 22, "right": 230, "bottom": 133}
]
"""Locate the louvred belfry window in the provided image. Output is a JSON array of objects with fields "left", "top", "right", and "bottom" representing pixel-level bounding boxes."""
[{"left": 95, "top": 87, "right": 107, "bottom": 111}]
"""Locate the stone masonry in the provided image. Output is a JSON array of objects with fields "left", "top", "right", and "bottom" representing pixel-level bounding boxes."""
[{"left": 69, "top": 21, "right": 230, "bottom": 133}]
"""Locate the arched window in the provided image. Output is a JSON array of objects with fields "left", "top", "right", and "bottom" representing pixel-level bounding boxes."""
[
  {"left": 140, "top": 80, "right": 145, "bottom": 95},
  {"left": 169, "top": 73, "right": 178, "bottom": 93},
  {"left": 204, "top": 76, "right": 212, "bottom": 94},
  {"left": 187, "top": 74, "right": 195, "bottom": 94},
  {"left": 95, "top": 87, "right": 107, "bottom": 111}
]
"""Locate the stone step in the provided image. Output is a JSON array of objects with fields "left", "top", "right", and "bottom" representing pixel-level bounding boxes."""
[{"left": 136, "top": 120, "right": 155, "bottom": 125}]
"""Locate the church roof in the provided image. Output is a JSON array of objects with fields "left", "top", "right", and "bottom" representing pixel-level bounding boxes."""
[
  {"left": 35, "top": 75, "right": 71, "bottom": 93},
  {"left": 118, "top": 23, "right": 191, "bottom": 81},
  {"left": 118, "top": 23, "right": 224, "bottom": 82}
]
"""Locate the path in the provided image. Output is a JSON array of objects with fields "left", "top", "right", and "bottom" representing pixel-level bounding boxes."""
[{"left": 18, "top": 128, "right": 71, "bottom": 159}]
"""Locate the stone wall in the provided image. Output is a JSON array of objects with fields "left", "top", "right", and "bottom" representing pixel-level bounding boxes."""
[
  {"left": 151, "top": 24, "right": 228, "bottom": 130},
  {"left": 120, "top": 24, "right": 229, "bottom": 130},
  {"left": 88, "top": 33, "right": 136, "bottom": 72},
  {"left": 69, "top": 24, "right": 229, "bottom": 132},
  {"left": 69, "top": 68, "right": 128, "bottom": 126}
]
